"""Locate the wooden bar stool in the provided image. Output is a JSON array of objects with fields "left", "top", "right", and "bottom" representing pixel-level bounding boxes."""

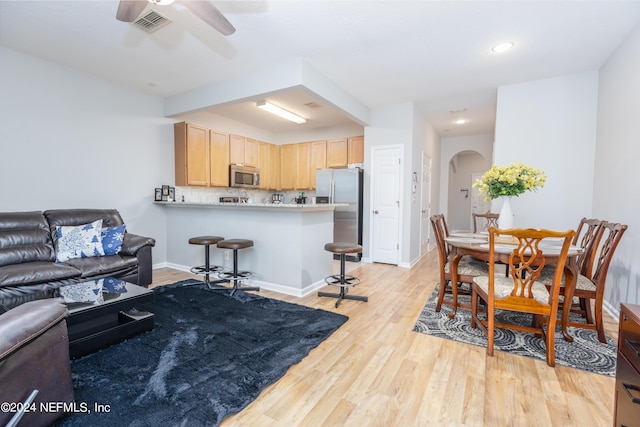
[
  {"left": 318, "top": 242, "right": 367, "bottom": 308},
  {"left": 188, "top": 236, "right": 225, "bottom": 288},
  {"left": 216, "top": 239, "right": 259, "bottom": 296}
]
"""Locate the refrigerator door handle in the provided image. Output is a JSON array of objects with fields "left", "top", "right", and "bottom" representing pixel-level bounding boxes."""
[{"left": 330, "top": 179, "right": 334, "bottom": 203}]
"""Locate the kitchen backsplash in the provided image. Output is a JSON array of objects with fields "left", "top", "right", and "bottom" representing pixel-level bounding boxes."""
[{"left": 174, "top": 187, "right": 316, "bottom": 204}]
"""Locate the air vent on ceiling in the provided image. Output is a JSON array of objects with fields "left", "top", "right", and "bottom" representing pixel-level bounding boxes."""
[
  {"left": 304, "top": 102, "right": 322, "bottom": 109},
  {"left": 133, "top": 10, "right": 172, "bottom": 34}
]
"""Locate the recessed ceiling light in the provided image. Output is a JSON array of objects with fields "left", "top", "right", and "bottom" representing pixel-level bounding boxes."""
[
  {"left": 454, "top": 119, "right": 468, "bottom": 125},
  {"left": 491, "top": 41, "right": 515, "bottom": 53}
]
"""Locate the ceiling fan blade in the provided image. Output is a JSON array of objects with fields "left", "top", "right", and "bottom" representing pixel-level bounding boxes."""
[
  {"left": 182, "top": 1, "right": 236, "bottom": 36},
  {"left": 116, "top": 0, "right": 148, "bottom": 22}
]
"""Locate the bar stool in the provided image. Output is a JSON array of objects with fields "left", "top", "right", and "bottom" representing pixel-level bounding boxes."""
[
  {"left": 318, "top": 242, "right": 367, "bottom": 308},
  {"left": 216, "top": 238, "right": 259, "bottom": 296},
  {"left": 188, "top": 236, "right": 225, "bottom": 288}
]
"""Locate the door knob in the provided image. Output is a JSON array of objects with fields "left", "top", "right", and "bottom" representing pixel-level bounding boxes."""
[{"left": 373, "top": 210, "right": 379, "bottom": 214}]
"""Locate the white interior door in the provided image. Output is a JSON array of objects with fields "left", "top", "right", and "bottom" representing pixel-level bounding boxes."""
[
  {"left": 371, "top": 146, "right": 401, "bottom": 264},
  {"left": 421, "top": 152, "right": 432, "bottom": 255}
]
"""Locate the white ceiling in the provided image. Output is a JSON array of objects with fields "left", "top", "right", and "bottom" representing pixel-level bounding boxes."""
[{"left": 1, "top": 1, "right": 639, "bottom": 136}]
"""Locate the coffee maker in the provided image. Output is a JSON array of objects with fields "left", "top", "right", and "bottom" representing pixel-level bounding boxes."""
[{"left": 271, "top": 193, "right": 283, "bottom": 204}]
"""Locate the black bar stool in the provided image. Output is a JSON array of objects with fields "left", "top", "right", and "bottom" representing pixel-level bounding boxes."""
[
  {"left": 318, "top": 242, "right": 367, "bottom": 308},
  {"left": 188, "top": 236, "right": 225, "bottom": 288},
  {"left": 216, "top": 238, "right": 259, "bottom": 296}
]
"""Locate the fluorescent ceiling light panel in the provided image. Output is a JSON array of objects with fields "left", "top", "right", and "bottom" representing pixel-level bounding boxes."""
[
  {"left": 491, "top": 41, "right": 515, "bottom": 53},
  {"left": 256, "top": 101, "right": 306, "bottom": 124}
]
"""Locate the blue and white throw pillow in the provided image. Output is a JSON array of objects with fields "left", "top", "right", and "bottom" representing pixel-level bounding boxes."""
[
  {"left": 101, "top": 224, "right": 126, "bottom": 255},
  {"left": 101, "top": 277, "right": 128, "bottom": 293},
  {"left": 55, "top": 220, "right": 105, "bottom": 262},
  {"left": 59, "top": 280, "right": 105, "bottom": 305}
]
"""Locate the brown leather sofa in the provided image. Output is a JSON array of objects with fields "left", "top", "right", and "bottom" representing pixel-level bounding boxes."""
[
  {"left": 0, "top": 209, "right": 155, "bottom": 311},
  {"left": 0, "top": 298, "right": 74, "bottom": 427}
]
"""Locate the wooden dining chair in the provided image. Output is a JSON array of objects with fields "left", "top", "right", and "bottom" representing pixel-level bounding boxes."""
[
  {"left": 431, "top": 214, "right": 487, "bottom": 317},
  {"left": 472, "top": 212, "right": 499, "bottom": 233},
  {"left": 471, "top": 227, "right": 575, "bottom": 367},
  {"left": 541, "top": 221, "right": 627, "bottom": 343}
]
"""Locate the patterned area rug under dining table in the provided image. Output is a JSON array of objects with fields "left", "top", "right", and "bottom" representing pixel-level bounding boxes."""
[{"left": 412, "top": 285, "right": 617, "bottom": 376}]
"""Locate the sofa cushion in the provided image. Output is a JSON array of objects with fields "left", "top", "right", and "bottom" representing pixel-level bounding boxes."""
[
  {"left": 0, "top": 262, "right": 81, "bottom": 287},
  {"left": 62, "top": 254, "right": 138, "bottom": 278},
  {"left": 55, "top": 220, "right": 105, "bottom": 262},
  {"left": 102, "top": 224, "right": 126, "bottom": 255},
  {"left": 0, "top": 211, "right": 55, "bottom": 267}
]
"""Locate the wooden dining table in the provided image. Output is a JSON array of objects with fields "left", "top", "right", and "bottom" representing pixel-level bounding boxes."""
[{"left": 444, "top": 232, "right": 583, "bottom": 342}]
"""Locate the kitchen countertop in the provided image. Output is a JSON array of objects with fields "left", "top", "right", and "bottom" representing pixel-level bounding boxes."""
[{"left": 154, "top": 201, "right": 346, "bottom": 211}]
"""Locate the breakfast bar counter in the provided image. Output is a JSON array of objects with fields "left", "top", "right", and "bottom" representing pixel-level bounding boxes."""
[{"left": 156, "top": 201, "right": 342, "bottom": 296}]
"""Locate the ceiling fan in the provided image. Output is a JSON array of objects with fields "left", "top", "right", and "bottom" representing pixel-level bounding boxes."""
[{"left": 116, "top": 0, "right": 235, "bottom": 36}]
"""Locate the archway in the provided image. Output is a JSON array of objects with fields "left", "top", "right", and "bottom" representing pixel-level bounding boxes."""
[{"left": 447, "top": 150, "right": 490, "bottom": 231}]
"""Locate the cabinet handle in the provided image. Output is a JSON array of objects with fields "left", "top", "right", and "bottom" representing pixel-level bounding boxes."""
[
  {"left": 623, "top": 383, "right": 640, "bottom": 405},
  {"left": 626, "top": 339, "right": 640, "bottom": 357}
]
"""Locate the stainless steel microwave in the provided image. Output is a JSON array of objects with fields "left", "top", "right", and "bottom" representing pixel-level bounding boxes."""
[{"left": 229, "top": 164, "right": 260, "bottom": 188}]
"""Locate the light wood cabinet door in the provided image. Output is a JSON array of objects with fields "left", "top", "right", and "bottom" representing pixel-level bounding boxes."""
[
  {"left": 271, "top": 144, "right": 279, "bottom": 190},
  {"left": 258, "top": 141, "right": 272, "bottom": 189},
  {"left": 210, "top": 130, "right": 229, "bottom": 187},
  {"left": 174, "top": 122, "right": 209, "bottom": 187},
  {"left": 296, "top": 142, "right": 310, "bottom": 189},
  {"left": 280, "top": 144, "right": 297, "bottom": 190},
  {"left": 348, "top": 135, "right": 364, "bottom": 164},
  {"left": 327, "top": 138, "right": 348, "bottom": 168},
  {"left": 244, "top": 138, "right": 259, "bottom": 167},
  {"left": 229, "top": 134, "right": 245, "bottom": 165},
  {"left": 309, "top": 140, "right": 326, "bottom": 189}
]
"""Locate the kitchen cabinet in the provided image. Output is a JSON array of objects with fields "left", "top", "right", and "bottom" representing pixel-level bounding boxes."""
[
  {"left": 175, "top": 122, "right": 229, "bottom": 188},
  {"left": 280, "top": 144, "right": 297, "bottom": 190},
  {"left": 296, "top": 142, "right": 310, "bottom": 189},
  {"left": 245, "top": 138, "right": 258, "bottom": 167},
  {"left": 174, "top": 122, "right": 209, "bottom": 187},
  {"left": 327, "top": 138, "right": 348, "bottom": 168},
  {"left": 259, "top": 141, "right": 279, "bottom": 189},
  {"left": 230, "top": 135, "right": 258, "bottom": 167},
  {"left": 615, "top": 303, "right": 640, "bottom": 426},
  {"left": 309, "top": 140, "right": 327, "bottom": 189},
  {"left": 348, "top": 135, "right": 364, "bottom": 164},
  {"left": 209, "top": 130, "right": 229, "bottom": 187}
]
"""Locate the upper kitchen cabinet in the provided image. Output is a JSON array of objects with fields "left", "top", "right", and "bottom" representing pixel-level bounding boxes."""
[
  {"left": 174, "top": 122, "right": 209, "bottom": 187},
  {"left": 309, "top": 140, "right": 327, "bottom": 188},
  {"left": 348, "top": 136, "right": 364, "bottom": 164},
  {"left": 259, "top": 141, "right": 278, "bottom": 190},
  {"left": 327, "top": 138, "right": 348, "bottom": 168},
  {"left": 175, "top": 122, "right": 229, "bottom": 188},
  {"left": 230, "top": 134, "right": 258, "bottom": 167},
  {"left": 296, "top": 142, "right": 310, "bottom": 189},
  {"left": 279, "top": 144, "right": 297, "bottom": 190},
  {"left": 327, "top": 136, "right": 364, "bottom": 168},
  {"left": 210, "top": 130, "right": 230, "bottom": 187}
]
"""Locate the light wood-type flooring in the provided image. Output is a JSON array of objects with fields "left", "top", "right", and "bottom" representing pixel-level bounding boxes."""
[{"left": 150, "top": 249, "right": 618, "bottom": 426}]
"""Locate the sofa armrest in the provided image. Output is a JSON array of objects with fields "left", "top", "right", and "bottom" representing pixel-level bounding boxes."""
[
  {"left": 0, "top": 298, "right": 68, "bottom": 360},
  {"left": 120, "top": 233, "right": 156, "bottom": 256}
]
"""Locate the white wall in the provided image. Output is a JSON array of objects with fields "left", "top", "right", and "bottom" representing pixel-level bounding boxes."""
[
  {"left": 493, "top": 71, "right": 598, "bottom": 230},
  {"left": 0, "top": 47, "right": 175, "bottom": 264},
  {"left": 594, "top": 23, "right": 640, "bottom": 308}
]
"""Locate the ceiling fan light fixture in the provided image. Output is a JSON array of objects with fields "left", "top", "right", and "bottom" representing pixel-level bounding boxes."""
[
  {"left": 256, "top": 101, "right": 306, "bottom": 124},
  {"left": 148, "top": 0, "right": 174, "bottom": 5},
  {"left": 491, "top": 41, "right": 515, "bottom": 53}
]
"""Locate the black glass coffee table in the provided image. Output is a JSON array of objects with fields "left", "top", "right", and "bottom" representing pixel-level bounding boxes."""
[{"left": 60, "top": 278, "right": 154, "bottom": 359}]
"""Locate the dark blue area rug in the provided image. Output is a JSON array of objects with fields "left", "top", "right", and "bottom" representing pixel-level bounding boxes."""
[
  {"left": 413, "top": 285, "right": 617, "bottom": 376},
  {"left": 56, "top": 280, "right": 348, "bottom": 426}
]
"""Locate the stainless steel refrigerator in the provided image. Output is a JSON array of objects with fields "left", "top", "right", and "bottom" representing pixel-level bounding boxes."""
[{"left": 316, "top": 167, "right": 363, "bottom": 261}]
